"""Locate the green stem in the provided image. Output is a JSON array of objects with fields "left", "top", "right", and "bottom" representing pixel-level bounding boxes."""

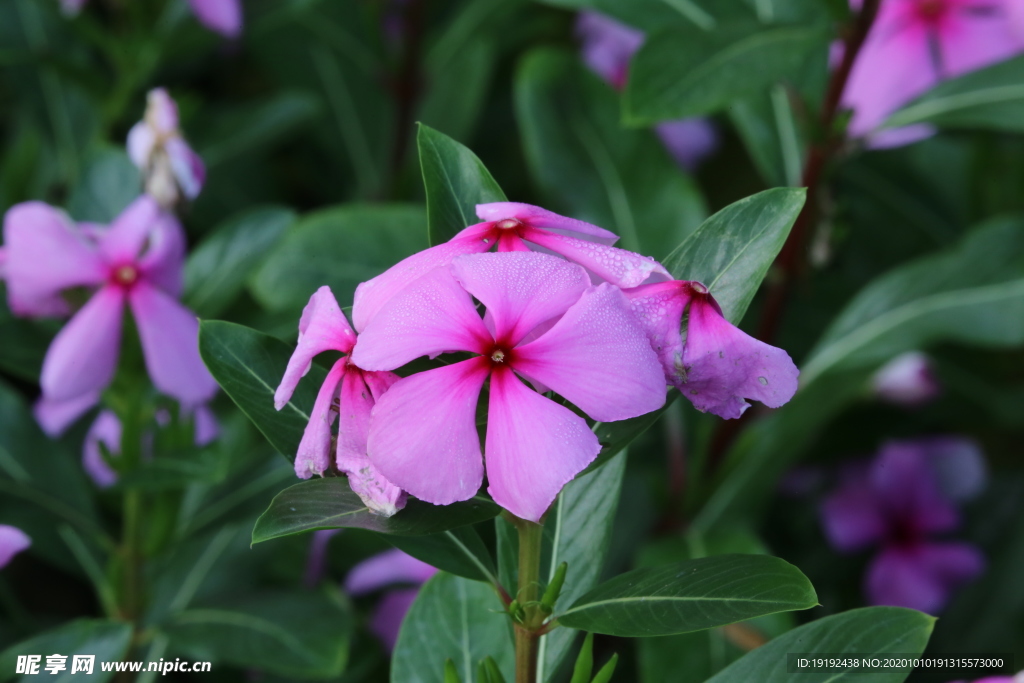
[
  {"left": 513, "top": 517, "right": 544, "bottom": 683},
  {"left": 122, "top": 489, "right": 143, "bottom": 621}
]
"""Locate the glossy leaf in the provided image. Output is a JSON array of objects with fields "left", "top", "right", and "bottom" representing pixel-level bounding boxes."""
[
  {"left": 387, "top": 526, "right": 499, "bottom": 585},
  {"left": 198, "top": 320, "right": 324, "bottom": 460},
  {"left": 252, "top": 477, "right": 501, "bottom": 542},
  {"left": 663, "top": 187, "right": 806, "bottom": 323},
  {"left": 418, "top": 124, "right": 506, "bottom": 247},
  {"left": 184, "top": 207, "right": 295, "bottom": 318},
  {"left": 391, "top": 572, "right": 513, "bottom": 683},
  {"left": 705, "top": 607, "right": 935, "bottom": 683},
  {"left": 0, "top": 619, "right": 132, "bottom": 683},
  {"left": 557, "top": 554, "right": 817, "bottom": 637}
]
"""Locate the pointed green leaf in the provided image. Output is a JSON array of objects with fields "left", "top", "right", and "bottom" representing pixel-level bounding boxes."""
[
  {"left": 568, "top": 632, "right": 594, "bottom": 683},
  {"left": 388, "top": 525, "right": 500, "bottom": 585},
  {"left": 0, "top": 619, "right": 132, "bottom": 683}
]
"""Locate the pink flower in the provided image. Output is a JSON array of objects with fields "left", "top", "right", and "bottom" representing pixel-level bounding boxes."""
[
  {"left": 0, "top": 525, "right": 30, "bottom": 569},
  {"left": 871, "top": 351, "right": 941, "bottom": 406},
  {"left": 62, "top": 0, "right": 241, "bottom": 37},
  {"left": 353, "top": 202, "right": 669, "bottom": 332},
  {"left": 2, "top": 197, "right": 218, "bottom": 435},
  {"left": 128, "top": 89, "right": 206, "bottom": 210},
  {"left": 275, "top": 286, "right": 407, "bottom": 517},
  {"left": 843, "top": 0, "right": 1024, "bottom": 147},
  {"left": 625, "top": 280, "right": 799, "bottom": 419},
  {"left": 352, "top": 252, "right": 666, "bottom": 522},
  {"left": 345, "top": 548, "right": 437, "bottom": 652}
]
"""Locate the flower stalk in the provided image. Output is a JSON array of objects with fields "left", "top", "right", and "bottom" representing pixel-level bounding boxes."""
[{"left": 513, "top": 516, "right": 545, "bottom": 683}]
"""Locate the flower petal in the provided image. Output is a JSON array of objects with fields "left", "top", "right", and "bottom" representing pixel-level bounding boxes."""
[
  {"left": 485, "top": 368, "right": 600, "bottom": 522},
  {"left": 187, "top": 0, "right": 243, "bottom": 37},
  {"left": 866, "top": 542, "right": 983, "bottom": 614},
  {"left": 476, "top": 202, "right": 619, "bottom": 245},
  {"left": 523, "top": 228, "right": 670, "bottom": 288},
  {"left": 352, "top": 267, "right": 491, "bottom": 372},
  {"left": 192, "top": 403, "right": 220, "bottom": 446},
  {"left": 624, "top": 281, "right": 691, "bottom": 385},
  {"left": 367, "top": 359, "right": 489, "bottom": 506},
  {"left": 304, "top": 529, "right": 341, "bottom": 588},
  {"left": 336, "top": 369, "right": 407, "bottom": 516},
  {"left": 33, "top": 392, "right": 100, "bottom": 438},
  {"left": 450, "top": 252, "right": 590, "bottom": 345},
  {"left": 41, "top": 286, "right": 125, "bottom": 402},
  {"left": 294, "top": 359, "right": 345, "bottom": 479},
  {"left": 275, "top": 286, "right": 356, "bottom": 409},
  {"left": 99, "top": 196, "right": 163, "bottom": 265},
  {"left": 0, "top": 525, "right": 31, "bottom": 569},
  {"left": 370, "top": 589, "right": 419, "bottom": 654},
  {"left": 127, "top": 122, "right": 155, "bottom": 170},
  {"left": 679, "top": 295, "right": 799, "bottom": 419},
  {"left": 940, "top": 5, "right": 1024, "bottom": 77},
  {"left": 871, "top": 351, "right": 941, "bottom": 406},
  {"left": 2, "top": 202, "right": 106, "bottom": 317},
  {"left": 83, "top": 410, "right": 121, "bottom": 488},
  {"left": 137, "top": 212, "right": 187, "bottom": 298},
  {"left": 129, "top": 282, "right": 218, "bottom": 404},
  {"left": 871, "top": 441, "right": 960, "bottom": 535},
  {"left": 655, "top": 118, "right": 718, "bottom": 170},
  {"left": 820, "top": 464, "right": 887, "bottom": 552},
  {"left": 576, "top": 10, "right": 643, "bottom": 90},
  {"left": 345, "top": 548, "right": 437, "bottom": 594},
  {"left": 165, "top": 137, "right": 206, "bottom": 200},
  {"left": 514, "top": 283, "right": 666, "bottom": 422},
  {"left": 352, "top": 236, "right": 491, "bottom": 333}
]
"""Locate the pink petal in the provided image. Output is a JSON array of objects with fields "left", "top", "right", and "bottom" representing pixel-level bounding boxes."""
[
  {"left": 476, "top": 202, "right": 619, "bottom": 246},
  {"left": 275, "top": 286, "right": 356, "bottom": 410},
  {"left": 655, "top": 118, "right": 718, "bottom": 170},
  {"left": 165, "top": 137, "right": 206, "bottom": 200},
  {"left": 127, "top": 122, "right": 155, "bottom": 169},
  {"left": 820, "top": 465, "right": 887, "bottom": 552},
  {"left": 523, "top": 227, "right": 670, "bottom": 288},
  {"left": 939, "top": 4, "right": 1024, "bottom": 77},
  {"left": 345, "top": 548, "right": 438, "bottom": 594},
  {"left": 187, "top": 0, "right": 243, "bottom": 37},
  {"left": 485, "top": 368, "right": 600, "bottom": 522},
  {"left": 450, "top": 252, "right": 590, "bottom": 346},
  {"left": 83, "top": 410, "right": 121, "bottom": 488},
  {"left": 366, "top": 359, "right": 489, "bottom": 506},
  {"left": 33, "top": 392, "right": 101, "bottom": 437},
  {"left": 866, "top": 542, "right": 983, "bottom": 614},
  {"left": 514, "top": 283, "right": 666, "bottom": 422},
  {"left": 137, "top": 212, "right": 187, "bottom": 298},
  {"left": 352, "top": 236, "right": 491, "bottom": 333},
  {"left": 336, "top": 368, "right": 407, "bottom": 516},
  {"left": 575, "top": 10, "right": 644, "bottom": 90},
  {"left": 304, "top": 529, "right": 340, "bottom": 588},
  {"left": 99, "top": 196, "right": 162, "bottom": 264},
  {"left": 679, "top": 295, "right": 799, "bottom": 419},
  {"left": 40, "top": 286, "right": 125, "bottom": 402},
  {"left": 352, "top": 267, "right": 491, "bottom": 372},
  {"left": 192, "top": 403, "right": 220, "bottom": 446},
  {"left": 370, "top": 589, "right": 419, "bottom": 653},
  {"left": 2, "top": 202, "right": 106, "bottom": 317},
  {"left": 870, "top": 441, "right": 960, "bottom": 535},
  {"left": 871, "top": 351, "right": 941, "bottom": 406},
  {"left": 0, "top": 525, "right": 31, "bottom": 568},
  {"left": 145, "top": 88, "right": 180, "bottom": 134},
  {"left": 294, "top": 359, "right": 345, "bottom": 479},
  {"left": 129, "top": 282, "right": 218, "bottom": 404},
  {"left": 624, "top": 281, "right": 692, "bottom": 386}
]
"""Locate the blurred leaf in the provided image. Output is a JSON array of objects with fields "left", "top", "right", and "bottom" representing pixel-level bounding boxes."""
[
  {"left": 0, "top": 296, "right": 57, "bottom": 381},
  {"left": 705, "top": 607, "right": 935, "bottom": 682},
  {"left": 885, "top": 55, "right": 1024, "bottom": 132},
  {"left": 0, "top": 619, "right": 132, "bottom": 683},
  {"left": 184, "top": 206, "right": 295, "bottom": 318},
  {"left": 164, "top": 591, "right": 351, "bottom": 679},
  {"left": 252, "top": 477, "right": 501, "bottom": 542},
  {"left": 391, "top": 572, "right": 513, "bottom": 683},
  {"left": 199, "top": 92, "right": 319, "bottom": 167},
  {"left": 626, "top": 23, "right": 828, "bottom": 123},
  {"left": 419, "top": 38, "right": 497, "bottom": 149},
  {"left": 515, "top": 48, "right": 705, "bottom": 258},
  {"left": 663, "top": 188, "right": 806, "bottom": 323},
  {"left": 802, "top": 217, "right": 1024, "bottom": 385},
  {"left": 198, "top": 320, "right": 324, "bottom": 461},
  {"left": 66, "top": 147, "right": 139, "bottom": 224},
  {"left": 250, "top": 204, "right": 427, "bottom": 313},
  {"left": 538, "top": 0, "right": 754, "bottom": 32},
  {"left": 585, "top": 394, "right": 675, "bottom": 474},
  {"left": 729, "top": 88, "right": 806, "bottom": 188},
  {"left": 388, "top": 526, "right": 499, "bottom": 585},
  {"left": 557, "top": 554, "right": 816, "bottom": 637},
  {"left": 418, "top": 124, "right": 507, "bottom": 247}
]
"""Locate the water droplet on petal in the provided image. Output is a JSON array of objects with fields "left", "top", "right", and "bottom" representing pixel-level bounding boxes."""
[{"left": 758, "top": 377, "right": 768, "bottom": 385}]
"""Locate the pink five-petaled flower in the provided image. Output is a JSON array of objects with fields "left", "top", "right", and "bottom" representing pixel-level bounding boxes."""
[
  {"left": 843, "top": 0, "right": 1024, "bottom": 148},
  {"left": 0, "top": 525, "right": 31, "bottom": 569},
  {"left": 352, "top": 251, "right": 666, "bottom": 522},
  {"left": 625, "top": 280, "right": 799, "bottom": 419},
  {"left": 352, "top": 201, "right": 670, "bottom": 333},
  {"left": 274, "top": 286, "right": 406, "bottom": 516},
  {"left": 2, "top": 196, "right": 218, "bottom": 436},
  {"left": 128, "top": 89, "right": 206, "bottom": 210},
  {"left": 60, "top": 0, "right": 242, "bottom": 37}
]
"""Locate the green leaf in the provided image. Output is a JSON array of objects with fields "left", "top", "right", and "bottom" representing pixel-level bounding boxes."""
[
  {"left": 66, "top": 146, "right": 139, "bottom": 224},
  {"left": 662, "top": 188, "right": 806, "bottom": 323},
  {"left": 729, "top": 88, "right": 807, "bottom": 188},
  {"left": 252, "top": 477, "right": 501, "bottom": 542},
  {"left": 388, "top": 526, "right": 500, "bottom": 585},
  {"left": 626, "top": 23, "right": 828, "bottom": 123},
  {"left": 198, "top": 320, "right": 323, "bottom": 460},
  {"left": 885, "top": 55, "right": 1024, "bottom": 132},
  {"left": 418, "top": 38, "right": 498, "bottom": 156},
  {"left": 418, "top": 123, "right": 507, "bottom": 247},
  {"left": 164, "top": 590, "right": 351, "bottom": 679},
  {"left": 568, "top": 632, "right": 594, "bottom": 683},
  {"left": 391, "top": 572, "right": 513, "bottom": 683},
  {"left": 705, "top": 607, "right": 935, "bottom": 683},
  {"left": 585, "top": 393, "right": 676, "bottom": 475},
  {"left": 184, "top": 207, "right": 295, "bottom": 318},
  {"left": 557, "top": 554, "right": 817, "bottom": 637},
  {"left": 515, "top": 48, "right": 705, "bottom": 258},
  {"left": 0, "top": 619, "right": 132, "bottom": 683},
  {"left": 198, "top": 92, "right": 319, "bottom": 168},
  {"left": 250, "top": 203, "right": 428, "bottom": 314},
  {"left": 0, "top": 296, "right": 57, "bottom": 382},
  {"left": 801, "top": 217, "right": 1024, "bottom": 386}
]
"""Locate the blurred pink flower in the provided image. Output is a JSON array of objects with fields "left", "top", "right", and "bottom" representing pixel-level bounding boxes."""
[
  {"left": 353, "top": 251, "right": 666, "bottom": 522},
  {"left": 275, "top": 286, "right": 406, "bottom": 517},
  {"left": 61, "top": 0, "right": 241, "bottom": 37},
  {"left": 2, "top": 197, "right": 218, "bottom": 435},
  {"left": 345, "top": 548, "right": 437, "bottom": 652},
  {"left": 0, "top": 526, "right": 30, "bottom": 569},
  {"left": 353, "top": 201, "right": 669, "bottom": 332},
  {"left": 625, "top": 280, "right": 799, "bottom": 418},
  {"left": 871, "top": 351, "right": 941, "bottom": 406},
  {"left": 128, "top": 89, "right": 206, "bottom": 210},
  {"left": 843, "top": 0, "right": 1024, "bottom": 147}
]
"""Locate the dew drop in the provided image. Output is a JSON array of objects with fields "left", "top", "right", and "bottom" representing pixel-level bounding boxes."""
[{"left": 758, "top": 377, "right": 768, "bottom": 385}]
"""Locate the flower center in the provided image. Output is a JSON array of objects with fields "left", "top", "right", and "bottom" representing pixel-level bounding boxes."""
[
  {"left": 112, "top": 265, "right": 139, "bottom": 288},
  {"left": 490, "top": 349, "right": 507, "bottom": 364},
  {"left": 495, "top": 219, "right": 521, "bottom": 230},
  {"left": 689, "top": 282, "right": 708, "bottom": 295},
  {"left": 916, "top": 0, "right": 947, "bottom": 21}
]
